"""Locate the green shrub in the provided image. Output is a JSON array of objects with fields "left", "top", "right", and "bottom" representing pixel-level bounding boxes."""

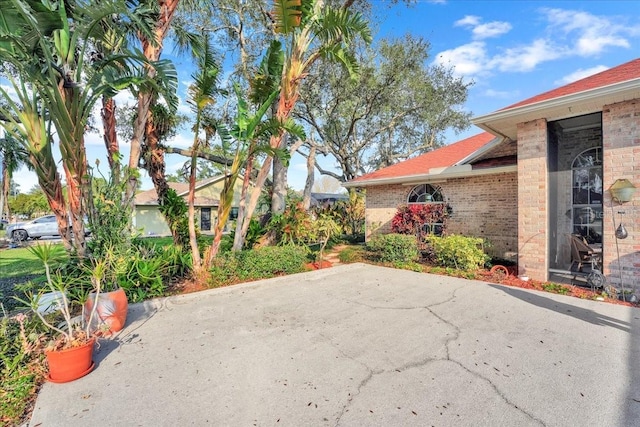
[
  {"left": 392, "top": 261, "right": 423, "bottom": 272},
  {"left": 426, "top": 235, "right": 489, "bottom": 271},
  {"left": 114, "top": 240, "right": 193, "bottom": 303},
  {"left": 338, "top": 246, "right": 365, "bottom": 263},
  {"left": 366, "top": 234, "right": 419, "bottom": 263},
  {"left": 209, "top": 246, "right": 308, "bottom": 286},
  {"left": 542, "top": 283, "right": 570, "bottom": 295}
]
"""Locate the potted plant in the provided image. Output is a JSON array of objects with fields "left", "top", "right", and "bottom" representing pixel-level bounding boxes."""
[
  {"left": 19, "top": 243, "right": 103, "bottom": 383},
  {"left": 83, "top": 248, "right": 129, "bottom": 334}
]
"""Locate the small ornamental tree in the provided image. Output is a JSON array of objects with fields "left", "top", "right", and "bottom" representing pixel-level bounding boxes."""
[{"left": 391, "top": 204, "right": 448, "bottom": 236}]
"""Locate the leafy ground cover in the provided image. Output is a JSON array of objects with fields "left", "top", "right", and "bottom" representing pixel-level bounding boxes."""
[{"left": 0, "top": 246, "right": 49, "bottom": 314}]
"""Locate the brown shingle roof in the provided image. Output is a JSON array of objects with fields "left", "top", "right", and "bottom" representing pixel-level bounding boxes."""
[
  {"left": 500, "top": 57, "right": 640, "bottom": 111},
  {"left": 135, "top": 181, "right": 219, "bottom": 206},
  {"left": 350, "top": 132, "right": 496, "bottom": 183}
]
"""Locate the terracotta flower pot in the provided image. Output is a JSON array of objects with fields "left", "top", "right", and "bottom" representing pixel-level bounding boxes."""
[
  {"left": 46, "top": 338, "right": 95, "bottom": 383},
  {"left": 84, "top": 288, "right": 128, "bottom": 333}
]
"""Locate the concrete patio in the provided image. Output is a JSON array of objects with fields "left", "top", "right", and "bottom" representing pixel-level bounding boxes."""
[{"left": 29, "top": 263, "right": 640, "bottom": 426}]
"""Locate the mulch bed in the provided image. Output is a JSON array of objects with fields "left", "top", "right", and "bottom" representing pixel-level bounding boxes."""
[{"left": 475, "top": 266, "right": 636, "bottom": 307}]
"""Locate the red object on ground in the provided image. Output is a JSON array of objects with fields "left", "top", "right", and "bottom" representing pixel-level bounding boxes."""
[
  {"left": 46, "top": 338, "right": 95, "bottom": 383},
  {"left": 84, "top": 288, "right": 128, "bottom": 333}
]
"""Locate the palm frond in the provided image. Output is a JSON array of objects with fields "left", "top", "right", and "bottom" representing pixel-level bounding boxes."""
[
  {"left": 250, "top": 39, "right": 283, "bottom": 105},
  {"left": 314, "top": 7, "right": 372, "bottom": 46},
  {"left": 271, "top": 0, "right": 303, "bottom": 34},
  {"left": 318, "top": 44, "right": 359, "bottom": 80}
]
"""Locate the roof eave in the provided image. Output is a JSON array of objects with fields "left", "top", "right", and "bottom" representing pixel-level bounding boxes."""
[
  {"left": 343, "top": 165, "right": 517, "bottom": 188},
  {"left": 472, "top": 78, "right": 640, "bottom": 137}
]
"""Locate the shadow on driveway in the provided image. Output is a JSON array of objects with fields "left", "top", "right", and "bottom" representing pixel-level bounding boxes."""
[{"left": 488, "top": 284, "right": 631, "bottom": 333}]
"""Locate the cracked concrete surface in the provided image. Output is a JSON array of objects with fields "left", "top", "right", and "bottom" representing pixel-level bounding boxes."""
[{"left": 30, "top": 263, "right": 640, "bottom": 426}]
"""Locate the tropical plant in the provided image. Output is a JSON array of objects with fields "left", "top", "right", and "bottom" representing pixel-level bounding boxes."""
[
  {"left": 268, "top": 202, "right": 316, "bottom": 246},
  {"left": 0, "top": 132, "right": 30, "bottom": 227},
  {"left": 86, "top": 165, "right": 132, "bottom": 261},
  {"left": 314, "top": 213, "right": 340, "bottom": 264},
  {"left": 16, "top": 243, "right": 102, "bottom": 350},
  {"left": 185, "top": 33, "right": 222, "bottom": 272},
  {"left": 235, "top": 0, "right": 372, "bottom": 249},
  {"left": 0, "top": 0, "right": 172, "bottom": 256},
  {"left": 157, "top": 188, "right": 192, "bottom": 248},
  {"left": 391, "top": 204, "right": 448, "bottom": 236}
]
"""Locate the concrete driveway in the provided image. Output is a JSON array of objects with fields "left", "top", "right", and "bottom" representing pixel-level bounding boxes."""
[{"left": 30, "top": 264, "right": 640, "bottom": 426}]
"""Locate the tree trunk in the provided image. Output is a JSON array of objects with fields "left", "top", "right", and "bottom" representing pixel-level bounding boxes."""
[
  {"left": 235, "top": 155, "right": 273, "bottom": 251},
  {"left": 101, "top": 96, "right": 120, "bottom": 181},
  {"left": 125, "top": 92, "right": 152, "bottom": 212},
  {"left": 29, "top": 152, "right": 72, "bottom": 252},
  {"left": 0, "top": 158, "right": 7, "bottom": 226},
  {"left": 126, "top": 0, "right": 180, "bottom": 215},
  {"left": 62, "top": 155, "right": 87, "bottom": 257},
  {"left": 302, "top": 145, "right": 316, "bottom": 210},
  {"left": 271, "top": 156, "right": 287, "bottom": 214},
  {"left": 187, "top": 153, "right": 201, "bottom": 271},
  {"left": 232, "top": 151, "right": 254, "bottom": 251},
  {"left": 143, "top": 112, "right": 183, "bottom": 246}
]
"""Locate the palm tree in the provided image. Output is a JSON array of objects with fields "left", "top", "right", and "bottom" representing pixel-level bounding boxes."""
[
  {"left": 203, "top": 81, "right": 303, "bottom": 265},
  {"left": 233, "top": 0, "right": 371, "bottom": 250},
  {"left": 0, "top": 79, "right": 72, "bottom": 250},
  {"left": 0, "top": 130, "right": 30, "bottom": 227},
  {"left": 185, "top": 34, "right": 222, "bottom": 272},
  {"left": 0, "top": 0, "right": 164, "bottom": 255}
]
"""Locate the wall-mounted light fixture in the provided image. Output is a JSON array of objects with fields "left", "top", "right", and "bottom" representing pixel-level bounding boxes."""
[{"left": 608, "top": 178, "right": 636, "bottom": 203}]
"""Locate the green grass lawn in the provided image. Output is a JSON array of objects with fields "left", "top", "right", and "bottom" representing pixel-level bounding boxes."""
[{"left": 0, "top": 246, "right": 47, "bottom": 278}]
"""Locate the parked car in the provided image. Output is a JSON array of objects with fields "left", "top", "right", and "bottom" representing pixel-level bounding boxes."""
[{"left": 7, "top": 215, "right": 90, "bottom": 241}]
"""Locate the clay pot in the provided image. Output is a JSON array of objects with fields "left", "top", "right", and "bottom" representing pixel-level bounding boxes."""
[
  {"left": 490, "top": 265, "right": 510, "bottom": 277},
  {"left": 84, "top": 288, "right": 128, "bottom": 333},
  {"left": 46, "top": 338, "right": 95, "bottom": 383}
]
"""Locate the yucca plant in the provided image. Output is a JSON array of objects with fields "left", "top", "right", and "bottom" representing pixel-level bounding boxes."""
[{"left": 15, "top": 243, "right": 103, "bottom": 350}]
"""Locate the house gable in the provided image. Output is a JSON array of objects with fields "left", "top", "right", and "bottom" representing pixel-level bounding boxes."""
[{"left": 345, "top": 132, "right": 507, "bottom": 187}]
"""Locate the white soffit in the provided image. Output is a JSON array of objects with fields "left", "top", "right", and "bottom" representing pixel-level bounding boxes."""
[
  {"left": 343, "top": 165, "right": 516, "bottom": 188},
  {"left": 472, "top": 79, "right": 640, "bottom": 140}
]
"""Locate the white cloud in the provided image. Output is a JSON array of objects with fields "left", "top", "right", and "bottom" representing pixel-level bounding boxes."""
[
  {"left": 554, "top": 65, "right": 609, "bottom": 85},
  {"left": 437, "top": 7, "right": 638, "bottom": 78},
  {"left": 455, "top": 15, "right": 481, "bottom": 28},
  {"left": 472, "top": 21, "right": 512, "bottom": 40},
  {"left": 543, "top": 8, "right": 634, "bottom": 56},
  {"left": 491, "top": 39, "right": 564, "bottom": 72},
  {"left": 483, "top": 89, "right": 516, "bottom": 99},
  {"left": 454, "top": 15, "right": 511, "bottom": 40},
  {"left": 435, "top": 41, "right": 488, "bottom": 76}
]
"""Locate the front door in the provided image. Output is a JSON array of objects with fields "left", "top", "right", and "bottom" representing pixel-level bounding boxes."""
[{"left": 547, "top": 113, "right": 603, "bottom": 281}]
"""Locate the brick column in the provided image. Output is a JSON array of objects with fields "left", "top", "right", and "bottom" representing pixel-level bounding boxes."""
[
  {"left": 517, "top": 119, "right": 548, "bottom": 281},
  {"left": 602, "top": 99, "right": 640, "bottom": 294}
]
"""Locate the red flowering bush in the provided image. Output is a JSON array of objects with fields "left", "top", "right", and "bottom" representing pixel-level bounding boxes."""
[{"left": 391, "top": 204, "right": 448, "bottom": 236}]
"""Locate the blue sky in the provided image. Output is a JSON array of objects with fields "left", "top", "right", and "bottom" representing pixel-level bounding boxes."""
[{"left": 10, "top": 0, "right": 640, "bottom": 194}]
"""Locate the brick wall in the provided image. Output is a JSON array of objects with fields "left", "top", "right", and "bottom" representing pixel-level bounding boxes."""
[
  {"left": 365, "top": 171, "right": 518, "bottom": 259},
  {"left": 602, "top": 99, "right": 640, "bottom": 293},
  {"left": 517, "top": 119, "right": 548, "bottom": 280}
]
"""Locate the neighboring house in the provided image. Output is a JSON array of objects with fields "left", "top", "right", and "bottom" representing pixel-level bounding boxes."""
[
  {"left": 134, "top": 175, "right": 245, "bottom": 236},
  {"left": 310, "top": 192, "right": 349, "bottom": 208},
  {"left": 345, "top": 57, "right": 640, "bottom": 291}
]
